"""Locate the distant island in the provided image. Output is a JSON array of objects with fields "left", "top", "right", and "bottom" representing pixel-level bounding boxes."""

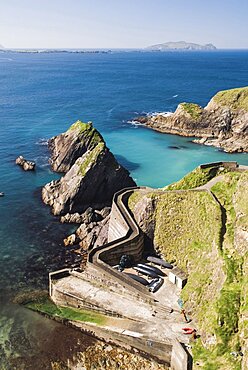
[
  {"left": 0, "top": 41, "right": 217, "bottom": 54},
  {"left": 147, "top": 41, "right": 217, "bottom": 51},
  {"left": 0, "top": 47, "right": 113, "bottom": 54}
]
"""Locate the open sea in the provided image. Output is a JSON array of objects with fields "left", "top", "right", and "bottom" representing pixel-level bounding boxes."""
[{"left": 0, "top": 50, "right": 248, "bottom": 368}]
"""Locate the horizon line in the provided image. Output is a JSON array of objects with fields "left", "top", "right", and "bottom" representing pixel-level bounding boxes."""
[{"left": 1, "top": 47, "right": 248, "bottom": 51}]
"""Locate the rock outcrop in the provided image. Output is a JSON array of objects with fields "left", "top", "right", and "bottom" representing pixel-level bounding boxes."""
[
  {"left": 48, "top": 120, "right": 104, "bottom": 172},
  {"left": 138, "top": 87, "right": 248, "bottom": 153},
  {"left": 61, "top": 206, "right": 111, "bottom": 250},
  {"left": 42, "top": 121, "right": 136, "bottom": 215},
  {"left": 16, "top": 156, "right": 36, "bottom": 171}
]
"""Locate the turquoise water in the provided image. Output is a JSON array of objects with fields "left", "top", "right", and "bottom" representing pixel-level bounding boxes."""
[{"left": 0, "top": 50, "right": 248, "bottom": 367}]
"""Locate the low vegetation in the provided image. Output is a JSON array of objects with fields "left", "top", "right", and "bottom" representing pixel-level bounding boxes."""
[
  {"left": 129, "top": 169, "right": 248, "bottom": 369},
  {"left": 78, "top": 142, "right": 105, "bottom": 176},
  {"left": 165, "top": 165, "right": 224, "bottom": 190},
  {"left": 180, "top": 102, "right": 203, "bottom": 120},
  {"left": 213, "top": 86, "right": 248, "bottom": 112},
  {"left": 69, "top": 120, "right": 104, "bottom": 146},
  {"left": 151, "top": 191, "right": 223, "bottom": 342},
  {"left": 24, "top": 295, "right": 106, "bottom": 325}
]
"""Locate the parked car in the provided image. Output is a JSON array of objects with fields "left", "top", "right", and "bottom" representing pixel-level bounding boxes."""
[
  {"left": 124, "top": 272, "right": 149, "bottom": 286},
  {"left": 147, "top": 256, "right": 173, "bottom": 269},
  {"left": 134, "top": 266, "right": 159, "bottom": 278},
  {"left": 148, "top": 277, "right": 164, "bottom": 293},
  {"left": 137, "top": 263, "right": 165, "bottom": 276}
]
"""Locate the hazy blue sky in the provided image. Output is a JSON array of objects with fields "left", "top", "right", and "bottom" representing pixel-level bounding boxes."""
[{"left": 0, "top": 0, "right": 247, "bottom": 49}]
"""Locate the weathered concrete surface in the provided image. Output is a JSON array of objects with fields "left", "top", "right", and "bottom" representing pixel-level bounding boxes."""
[
  {"left": 51, "top": 270, "right": 192, "bottom": 366},
  {"left": 50, "top": 186, "right": 192, "bottom": 369}
]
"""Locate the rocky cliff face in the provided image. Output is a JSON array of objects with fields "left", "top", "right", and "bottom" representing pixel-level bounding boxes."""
[
  {"left": 42, "top": 121, "right": 136, "bottom": 215},
  {"left": 128, "top": 167, "right": 248, "bottom": 369},
  {"left": 48, "top": 120, "right": 104, "bottom": 172},
  {"left": 140, "top": 87, "right": 248, "bottom": 153}
]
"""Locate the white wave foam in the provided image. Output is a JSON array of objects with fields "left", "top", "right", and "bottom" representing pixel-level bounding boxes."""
[
  {"left": 127, "top": 120, "right": 144, "bottom": 127},
  {"left": 36, "top": 138, "right": 49, "bottom": 146},
  {"left": 147, "top": 111, "right": 173, "bottom": 118}
]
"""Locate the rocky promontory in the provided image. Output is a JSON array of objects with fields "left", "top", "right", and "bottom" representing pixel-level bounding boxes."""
[
  {"left": 42, "top": 120, "right": 136, "bottom": 216},
  {"left": 137, "top": 86, "right": 248, "bottom": 153}
]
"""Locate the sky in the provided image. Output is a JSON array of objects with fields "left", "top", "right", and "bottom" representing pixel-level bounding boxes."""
[{"left": 0, "top": 0, "right": 247, "bottom": 49}]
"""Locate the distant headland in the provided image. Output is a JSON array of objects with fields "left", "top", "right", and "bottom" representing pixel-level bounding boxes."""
[
  {"left": 133, "top": 86, "right": 248, "bottom": 153},
  {"left": 147, "top": 41, "right": 217, "bottom": 51}
]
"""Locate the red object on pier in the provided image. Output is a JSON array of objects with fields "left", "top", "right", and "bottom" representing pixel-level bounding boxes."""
[{"left": 182, "top": 327, "right": 196, "bottom": 335}]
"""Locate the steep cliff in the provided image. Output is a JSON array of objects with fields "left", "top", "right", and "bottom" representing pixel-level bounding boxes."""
[
  {"left": 42, "top": 121, "right": 136, "bottom": 215},
  {"left": 128, "top": 166, "right": 248, "bottom": 370},
  {"left": 140, "top": 87, "right": 248, "bottom": 153},
  {"left": 48, "top": 120, "right": 104, "bottom": 173}
]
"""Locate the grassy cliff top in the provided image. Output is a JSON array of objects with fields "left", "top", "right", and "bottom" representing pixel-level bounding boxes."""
[
  {"left": 179, "top": 102, "right": 203, "bottom": 120},
  {"left": 129, "top": 168, "right": 248, "bottom": 369},
  {"left": 68, "top": 120, "right": 104, "bottom": 146},
  {"left": 165, "top": 165, "right": 224, "bottom": 190},
  {"left": 213, "top": 86, "right": 248, "bottom": 111}
]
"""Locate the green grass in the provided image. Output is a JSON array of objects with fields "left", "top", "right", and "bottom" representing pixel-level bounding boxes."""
[
  {"left": 165, "top": 166, "right": 222, "bottom": 190},
  {"left": 130, "top": 170, "right": 248, "bottom": 368},
  {"left": 189, "top": 172, "right": 246, "bottom": 369},
  {"left": 68, "top": 120, "right": 104, "bottom": 146},
  {"left": 210, "top": 173, "right": 244, "bottom": 355},
  {"left": 78, "top": 142, "right": 105, "bottom": 176},
  {"left": 213, "top": 86, "right": 248, "bottom": 112},
  {"left": 68, "top": 120, "right": 93, "bottom": 133},
  {"left": 128, "top": 191, "right": 144, "bottom": 212},
  {"left": 180, "top": 102, "right": 203, "bottom": 120},
  {"left": 25, "top": 296, "right": 106, "bottom": 325},
  {"left": 192, "top": 339, "right": 242, "bottom": 370},
  {"left": 153, "top": 191, "right": 222, "bottom": 268},
  {"left": 145, "top": 190, "right": 223, "bottom": 339}
]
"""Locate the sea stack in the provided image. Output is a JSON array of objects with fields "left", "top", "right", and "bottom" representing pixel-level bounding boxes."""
[{"left": 42, "top": 120, "right": 136, "bottom": 215}]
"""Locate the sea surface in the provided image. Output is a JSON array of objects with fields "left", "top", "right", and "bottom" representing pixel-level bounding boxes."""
[{"left": 0, "top": 50, "right": 248, "bottom": 368}]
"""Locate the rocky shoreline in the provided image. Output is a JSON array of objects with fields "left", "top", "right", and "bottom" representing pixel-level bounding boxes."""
[{"left": 134, "top": 86, "right": 248, "bottom": 153}]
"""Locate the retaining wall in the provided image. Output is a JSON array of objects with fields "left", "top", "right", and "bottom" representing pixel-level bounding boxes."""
[{"left": 199, "top": 161, "right": 238, "bottom": 170}]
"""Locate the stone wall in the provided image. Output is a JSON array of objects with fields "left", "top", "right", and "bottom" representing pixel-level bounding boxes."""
[
  {"left": 171, "top": 340, "right": 192, "bottom": 370},
  {"left": 200, "top": 161, "right": 238, "bottom": 170},
  {"left": 49, "top": 185, "right": 192, "bottom": 369}
]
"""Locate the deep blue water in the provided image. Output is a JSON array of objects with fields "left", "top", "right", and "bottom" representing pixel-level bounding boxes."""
[{"left": 0, "top": 50, "right": 248, "bottom": 367}]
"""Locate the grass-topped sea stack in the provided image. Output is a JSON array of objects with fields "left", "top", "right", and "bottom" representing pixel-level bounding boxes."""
[{"left": 42, "top": 120, "right": 136, "bottom": 215}]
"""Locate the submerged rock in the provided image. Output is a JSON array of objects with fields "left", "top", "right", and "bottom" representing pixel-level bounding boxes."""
[
  {"left": 16, "top": 156, "right": 36, "bottom": 171},
  {"left": 42, "top": 121, "right": 136, "bottom": 215}
]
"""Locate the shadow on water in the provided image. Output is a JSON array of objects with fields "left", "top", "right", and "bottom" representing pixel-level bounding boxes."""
[
  {"left": 0, "top": 186, "right": 91, "bottom": 369},
  {"left": 114, "top": 154, "right": 140, "bottom": 171},
  {"left": 0, "top": 298, "right": 97, "bottom": 370}
]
